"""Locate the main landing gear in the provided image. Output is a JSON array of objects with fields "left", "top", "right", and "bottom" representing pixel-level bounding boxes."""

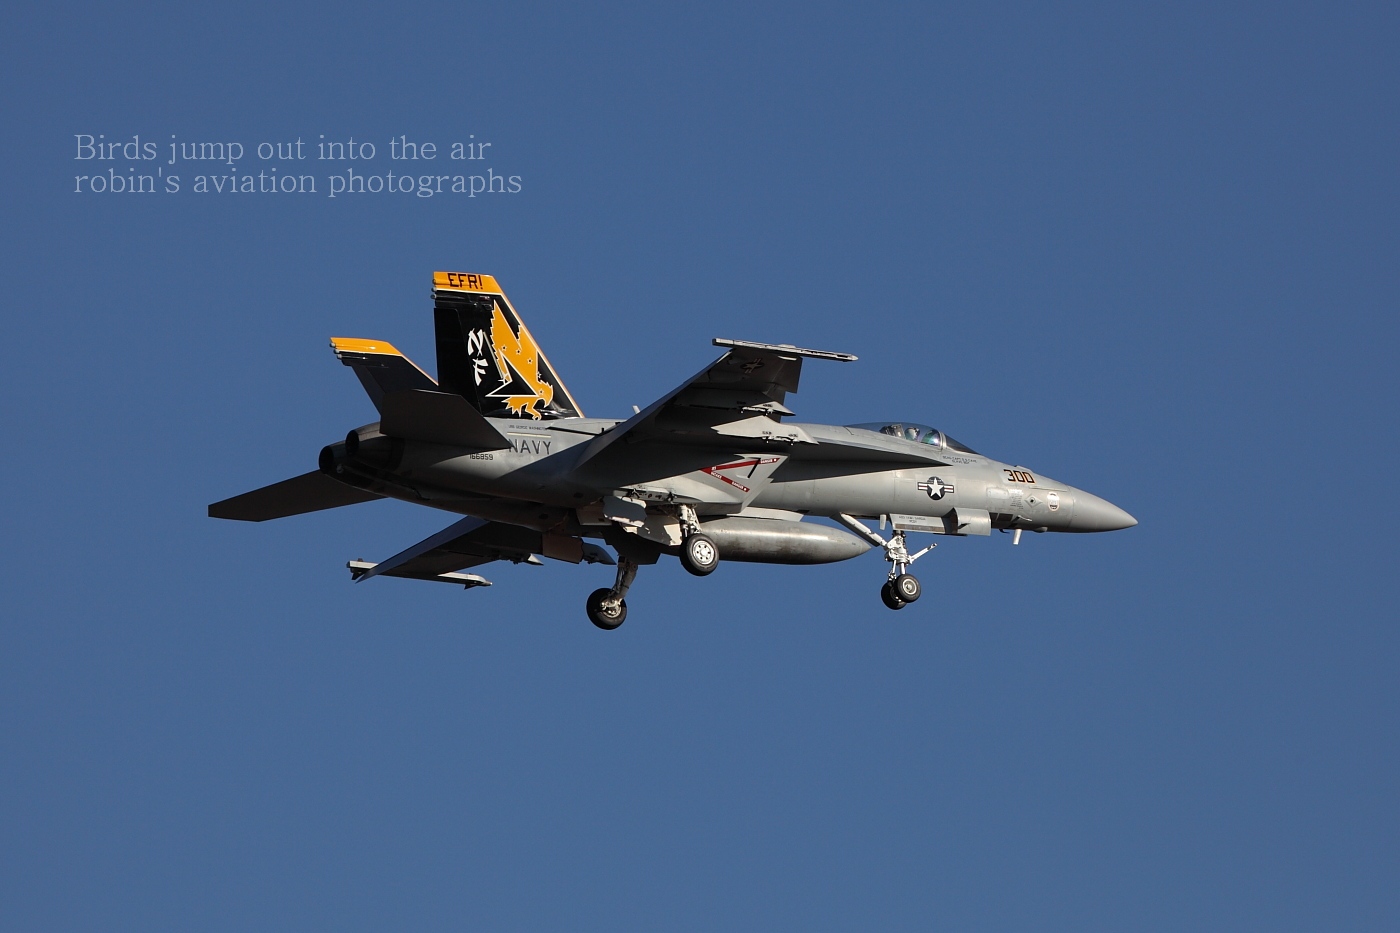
[
  {"left": 586, "top": 557, "right": 638, "bottom": 630},
  {"left": 586, "top": 506, "right": 723, "bottom": 630},
  {"left": 677, "top": 504, "right": 719, "bottom": 577},
  {"left": 679, "top": 533, "right": 719, "bottom": 576},
  {"left": 836, "top": 513, "right": 936, "bottom": 612}
]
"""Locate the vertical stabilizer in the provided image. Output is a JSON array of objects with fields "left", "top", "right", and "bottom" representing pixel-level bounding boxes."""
[
  {"left": 330, "top": 337, "right": 438, "bottom": 410},
  {"left": 432, "top": 272, "right": 583, "bottom": 420}
]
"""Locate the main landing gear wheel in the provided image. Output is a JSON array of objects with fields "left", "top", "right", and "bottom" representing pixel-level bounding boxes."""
[
  {"left": 586, "top": 588, "right": 627, "bottom": 630},
  {"left": 892, "top": 573, "right": 921, "bottom": 603},
  {"left": 880, "top": 581, "right": 907, "bottom": 611},
  {"left": 680, "top": 533, "right": 719, "bottom": 576}
]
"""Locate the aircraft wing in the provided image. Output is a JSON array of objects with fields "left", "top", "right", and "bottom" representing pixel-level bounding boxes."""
[
  {"left": 351, "top": 515, "right": 613, "bottom": 584},
  {"left": 576, "top": 339, "right": 856, "bottom": 467},
  {"left": 573, "top": 340, "right": 950, "bottom": 470}
]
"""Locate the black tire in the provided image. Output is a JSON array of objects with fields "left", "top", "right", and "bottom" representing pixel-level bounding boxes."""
[
  {"left": 586, "top": 588, "right": 627, "bottom": 630},
  {"left": 892, "top": 573, "right": 921, "bottom": 603},
  {"left": 680, "top": 533, "right": 719, "bottom": 577},
  {"left": 880, "top": 581, "right": 907, "bottom": 610}
]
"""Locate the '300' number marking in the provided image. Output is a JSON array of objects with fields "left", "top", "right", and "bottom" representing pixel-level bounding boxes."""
[{"left": 1004, "top": 470, "right": 1036, "bottom": 484}]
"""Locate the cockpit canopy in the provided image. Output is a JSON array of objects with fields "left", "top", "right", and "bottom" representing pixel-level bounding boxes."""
[{"left": 849, "top": 422, "right": 981, "bottom": 454}]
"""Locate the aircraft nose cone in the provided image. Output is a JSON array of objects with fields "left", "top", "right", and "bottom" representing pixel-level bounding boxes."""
[{"left": 1071, "top": 491, "right": 1138, "bottom": 532}]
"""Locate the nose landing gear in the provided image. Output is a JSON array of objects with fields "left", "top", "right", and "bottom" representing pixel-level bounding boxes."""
[
  {"left": 889, "top": 573, "right": 921, "bottom": 603},
  {"left": 836, "top": 514, "right": 936, "bottom": 611}
]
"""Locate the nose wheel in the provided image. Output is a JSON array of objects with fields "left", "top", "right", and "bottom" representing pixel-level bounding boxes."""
[
  {"left": 892, "top": 573, "right": 921, "bottom": 602},
  {"left": 836, "top": 514, "right": 935, "bottom": 612},
  {"left": 880, "top": 573, "right": 922, "bottom": 610}
]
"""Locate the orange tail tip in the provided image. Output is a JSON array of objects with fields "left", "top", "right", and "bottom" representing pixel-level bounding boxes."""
[
  {"left": 331, "top": 338, "right": 437, "bottom": 411},
  {"left": 433, "top": 271, "right": 503, "bottom": 293},
  {"left": 331, "top": 337, "right": 404, "bottom": 357}
]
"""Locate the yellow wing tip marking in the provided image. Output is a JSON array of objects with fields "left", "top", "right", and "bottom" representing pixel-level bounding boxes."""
[
  {"left": 433, "top": 271, "right": 502, "bottom": 293},
  {"left": 330, "top": 337, "right": 403, "bottom": 356}
]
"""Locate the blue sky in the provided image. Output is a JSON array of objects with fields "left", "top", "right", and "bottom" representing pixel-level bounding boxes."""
[{"left": 3, "top": 3, "right": 1398, "bottom": 930}]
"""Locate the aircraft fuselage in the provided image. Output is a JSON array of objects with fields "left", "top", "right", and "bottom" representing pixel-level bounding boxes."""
[
  {"left": 214, "top": 271, "right": 1137, "bottom": 627},
  {"left": 325, "top": 416, "right": 1136, "bottom": 539}
]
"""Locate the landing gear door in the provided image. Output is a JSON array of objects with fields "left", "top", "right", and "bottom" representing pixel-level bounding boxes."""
[
  {"left": 892, "top": 508, "right": 991, "bottom": 535},
  {"left": 947, "top": 507, "right": 991, "bottom": 536}
]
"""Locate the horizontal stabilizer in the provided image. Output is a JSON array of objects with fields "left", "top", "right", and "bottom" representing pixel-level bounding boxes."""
[
  {"left": 379, "top": 389, "right": 511, "bottom": 449},
  {"left": 209, "top": 471, "right": 384, "bottom": 522}
]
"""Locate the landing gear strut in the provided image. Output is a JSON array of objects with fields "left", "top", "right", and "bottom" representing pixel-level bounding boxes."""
[
  {"left": 836, "top": 514, "right": 936, "bottom": 611},
  {"left": 676, "top": 504, "right": 719, "bottom": 576},
  {"left": 586, "top": 557, "right": 638, "bottom": 630}
]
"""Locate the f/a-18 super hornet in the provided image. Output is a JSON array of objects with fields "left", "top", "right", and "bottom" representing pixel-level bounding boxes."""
[{"left": 211, "top": 271, "right": 1136, "bottom": 628}]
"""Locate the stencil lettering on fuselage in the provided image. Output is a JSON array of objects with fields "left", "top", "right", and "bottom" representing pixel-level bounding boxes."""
[
  {"left": 701, "top": 457, "right": 783, "bottom": 495},
  {"left": 1007, "top": 488, "right": 1027, "bottom": 515},
  {"left": 507, "top": 435, "right": 552, "bottom": 456}
]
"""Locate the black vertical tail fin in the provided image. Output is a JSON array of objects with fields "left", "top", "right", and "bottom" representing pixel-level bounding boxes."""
[{"left": 431, "top": 272, "right": 583, "bottom": 420}]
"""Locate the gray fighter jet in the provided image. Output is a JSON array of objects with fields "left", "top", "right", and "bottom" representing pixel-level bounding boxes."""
[{"left": 211, "top": 271, "right": 1136, "bottom": 628}]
